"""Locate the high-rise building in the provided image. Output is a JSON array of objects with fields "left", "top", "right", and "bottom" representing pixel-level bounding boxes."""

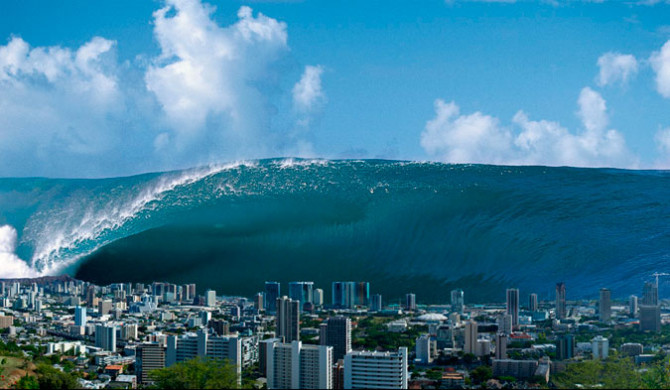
[
  {"left": 497, "top": 314, "right": 512, "bottom": 335},
  {"left": 639, "top": 305, "right": 661, "bottom": 333},
  {"left": 370, "top": 294, "right": 382, "bottom": 312},
  {"left": 266, "top": 340, "right": 333, "bottom": 389},
  {"left": 495, "top": 333, "right": 507, "bottom": 360},
  {"left": 95, "top": 325, "right": 117, "bottom": 352},
  {"left": 320, "top": 316, "right": 351, "bottom": 361},
  {"left": 354, "top": 282, "right": 370, "bottom": 306},
  {"left": 277, "top": 296, "right": 300, "bottom": 342},
  {"left": 75, "top": 306, "right": 87, "bottom": 327},
  {"left": 556, "top": 282, "right": 567, "bottom": 320},
  {"left": 265, "top": 282, "right": 281, "bottom": 313},
  {"left": 210, "top": 319, "right": 230, "bottom": 336},
  {"left": 451, "top": 289, "right": 464, "bottom": 314},
  {"left": 313, "top": 289, "right": 324, "bottom": 307},
  {"left": 529, "top": 293, "right": 538, "bottom": 312},
  {"left": 629, "top": 295, "right": 638, "bottom": 318},
  {"left": 255, "top": 293, "right": 264, "bottom": 312},
  {"left": 464, "top": 321, "right": 478, "bottom": 355},
  {"left": 592, "top": 336, "right": 609, "bottom": 359},
  {"left": 405, "top": 293, "right": 416, "bottom": 311},
  {"left": 99, "top": 299, "right": 113, "bottom": 316},
  {"left": 556, "top": 334, "right": 575, "bottom": 360},
  {"left": 506, "top": 288, "right": 520, "bottom": 327},
  {"left": 643, "top": 282, "right": 659, "bottom": 306},
  {"left": 166, "top": 332, "right": 242, "bottom": 380},
  {"left": 86, "top": 286, "right": 97, "bottom": 308},
  {"left": 136, "top": 343, "right": 166, "bottom": 385},
  {"left": 343, "top": 348, "right": 408, "bottom": 389},
  {"left": 416, "top": 334, "right": 433, "bottom": 364},
  {"left": 121, "top": 323, "right": 138, "bottom": 341},
  {"left": 205, "top": 290, "right": 216, "bottom": 307},
  {"left": 599, "top": 288, "right": 612, "bottom": 322},
  {"left": 332, "top": 282, "right": 356, "bottom": 309},
  {"left": 289, "top": 282, "right": 314, "bottom": 308}
]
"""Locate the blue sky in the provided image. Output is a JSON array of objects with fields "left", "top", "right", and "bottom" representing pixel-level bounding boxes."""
[{"left": 1, "top": 0, "right": 670, "bottom": 177}]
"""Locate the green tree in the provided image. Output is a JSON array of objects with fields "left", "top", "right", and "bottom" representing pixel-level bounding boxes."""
[
  {"left": 149, "top": 357, "right": 241, "bottom": 389},
  {"left": 13, "top": 375, "right": 39, "bottom": 389},
  {"left": 33, "top": 364, "right": 79, "bottom": 389},
  {"left": 470, "top": 365, "right": 492, "bottom": 384},
  {"left": 552, "top": 358, "right": 642, "bottom": 389}
]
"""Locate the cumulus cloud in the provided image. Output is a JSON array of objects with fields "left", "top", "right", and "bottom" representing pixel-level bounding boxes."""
[
  {"left": 146, "top": 2, "right": 290, "bottom": 156},
  {"left": 0, "top": 225, "right": 37, "bottom": 278},
  {"left": 0, "top": 0, "right": 322, "bottom": 177},
  {"left": 650, "top": 40, "right": 670, "bottom": 98},
  {"left": 596, "top": 52, "right": 638, "bottom": 87},
  {"left": 293, "top": 65, "right": 325, "bottom": 112},
  {"left": 421, "top": 87, "right": 634, "bottom": 168},
  {"left": 420, "top": 100, "right": 513, "bottom": 164},
  {"left": 0, "top": 36, "right": 128, "bottom": 175}
]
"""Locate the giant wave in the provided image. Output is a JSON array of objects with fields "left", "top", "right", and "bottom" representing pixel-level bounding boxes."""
[{"left": 1, "top": 159, "right": 669, "bottom": 303}]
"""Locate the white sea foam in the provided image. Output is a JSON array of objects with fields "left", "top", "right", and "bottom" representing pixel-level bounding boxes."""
[
  {"left": 25, "top": 162, "right": 248, "bottom": 275},
  {"left": 0, "top": 225, "right": 38, "bottom": 278}
]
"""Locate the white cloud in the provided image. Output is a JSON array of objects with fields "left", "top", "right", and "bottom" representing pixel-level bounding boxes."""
[
  {"left": 421, "top": 87, "right": 634, "bottom": 168},
  {"left": 596, "top": 52, "right": 638, "bottom": 87},
  {"left": 0, "top": 0, "right": 322, "bottom": 177},
  {"left": 293, "top": 65, "right": 325, "bottom": 112},
  {"left": 0, "top": 225, "right": 37, "bottom": 278},
  {"left": 420, "top": 100, "right": 513, "bottom": 164},
  {"left": 145, "top": 1, "right": 289, "bottom": 152},
  {"left": 650, "top": 40, "right": 670, "bottom": 98},
  {"left": 0, "top": 35, "right": 128, "bottom": 176}
]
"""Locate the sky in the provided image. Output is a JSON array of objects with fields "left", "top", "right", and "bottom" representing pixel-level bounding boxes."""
[{"left": 1, "top": 0, "right": 670, "bottom": 177}]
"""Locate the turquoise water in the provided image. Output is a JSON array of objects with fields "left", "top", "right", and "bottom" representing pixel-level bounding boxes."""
[{"left": 1, "top": 159, "right": 669, "bottom": 303}]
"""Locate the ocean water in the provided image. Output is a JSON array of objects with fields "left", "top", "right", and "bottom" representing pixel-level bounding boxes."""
[{"left": 1, "top": 159, "right": 669, "bottom": 303}]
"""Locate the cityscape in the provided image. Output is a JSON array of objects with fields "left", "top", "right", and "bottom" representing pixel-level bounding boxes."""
[{"left": 0, "top": 275, "right": 668, "bottom": 389}]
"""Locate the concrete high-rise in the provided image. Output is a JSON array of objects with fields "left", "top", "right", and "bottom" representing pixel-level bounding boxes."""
[
  {"left": 495, "top": 333, "right": 507, "bottom": 360},
  {"left": 205, "top": 289, "right": 216, "bottom": 307},
  {"left": 415, "top": 334, "right": 433, "bottom": 364},
  {"left": 592, "top": 336, "right": 609, "bottom": 359},
  {"left": 255, "top": 293, "right": 264, "bottom": 312},
  {"left": 95, "top": 325, "right": 117, "bottom": 352},
  {"left": 464, "top": 321, "right": 478, "bottom": 355},
  {"left": 556, "top": 282, "right": 567, "bottom": 320},
  {"left": 265, "top": 282, "right": 280, "bottom": 313},
  {"left": 344, "top": 348, "right": 408, "bottom": 389},
  {"left": 506, "top": 288, "right": 520, "bottom": 327},
  {"left": 529, "top": 293, "right": 538, "bottom": 312},
  {"left": 451, "top": 289, "right": 464, "bottom": 314},
  {"left": 599, "top": 288, "right": 612, "bottom": 322},
  {"left": 266, "top": 340, "right": 333, "bottom": 389},
  {"left": 498, "top": 314, "right": 512, "bottom": 335},
  {"left": 277, "top": 296, "right": 300, "bottom": 342},
  {"left": 166, "top": 332, "right": 241, "bottom": 380},
  {"left": 313, "top": 289, "right": 324, "bottom": 307},
  {"left": 629, "top": 295, "right": 638, "bottom": 318},
  {"left": 320, "top": 316, "right": 351, "bottom": 361},
  {"left": 405, "top": 293, "right": 416, "bottom": 311}
]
